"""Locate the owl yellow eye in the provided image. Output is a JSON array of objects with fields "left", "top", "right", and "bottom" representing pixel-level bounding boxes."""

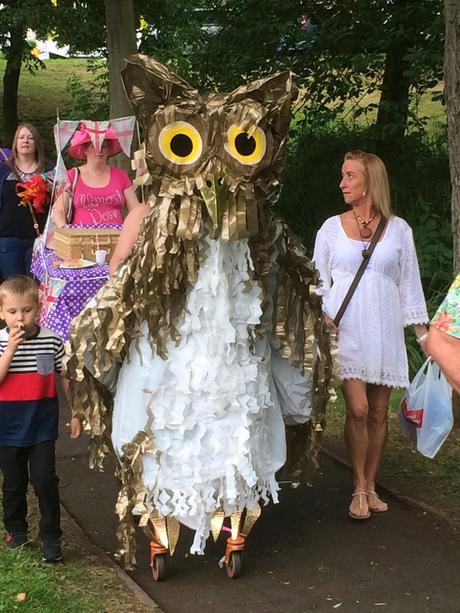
[
  {"left": 225, "top": 124, "right": 266, "bottom": 165},
  {"left": 158, "top": 121, "right": 202, "bottom": 165}
]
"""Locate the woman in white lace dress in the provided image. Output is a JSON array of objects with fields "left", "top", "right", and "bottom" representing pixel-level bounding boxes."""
[{"left": 313, "top": 150, "right": 429, "bottom": 520}]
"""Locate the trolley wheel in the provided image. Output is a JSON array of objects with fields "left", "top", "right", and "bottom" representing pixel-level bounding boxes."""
[
  {"left": 226, "top": 550, "right": 243, "bottom": 579},
  {"left": 151, "top": 553, "right": 167, "bottom": 581}
]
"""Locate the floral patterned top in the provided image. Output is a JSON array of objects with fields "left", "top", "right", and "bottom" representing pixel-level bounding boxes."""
[{"left": 431, "top": 274, "right": 460, "bottom": 339}]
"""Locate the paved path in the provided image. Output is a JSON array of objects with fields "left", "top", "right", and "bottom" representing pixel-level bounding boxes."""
[{"left": 56, "top": 416, "right": 460, "bottom": 613}]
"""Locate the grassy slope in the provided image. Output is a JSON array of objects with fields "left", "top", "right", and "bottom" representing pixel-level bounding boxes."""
[{"left": 0, "top": 58, "right": 92, "bottom": 157}]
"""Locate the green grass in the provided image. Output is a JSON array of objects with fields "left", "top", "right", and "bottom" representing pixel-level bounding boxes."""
[
  {"left": 339, "top": 85, "right": 446, "bottom": 133},
  {"left": 324, "top": 392, "right": 460, "bottom": 526},
  {"left": 0, "top": 487, "right": 152, "bottom": 613},
  {"left": 1, "top": 548, "right": 114, "bottom": 612},
  {"left": 0, "top": 58, "right": 94, "bottom": 157},
  {"left": 0, "top": 537, "right": 152, "bottom": 613}
]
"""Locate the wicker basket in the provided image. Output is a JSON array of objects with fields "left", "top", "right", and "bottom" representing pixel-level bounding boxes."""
[{"left": 54, "top": 227, "right": 121, "bottom": 261}]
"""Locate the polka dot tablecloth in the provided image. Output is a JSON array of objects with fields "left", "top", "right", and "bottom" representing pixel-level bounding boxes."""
[{"left": 32, "top": 238, "right": 110, "bottom": 341}]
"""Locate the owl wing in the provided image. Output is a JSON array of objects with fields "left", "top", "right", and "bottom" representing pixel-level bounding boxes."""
[
  {"left": 64, "top": 261, "right": 136, "bottom": 470},
  {"left": 66, "top": 192, "right": 204, "bottom": 455},
  {"left": 251, "top": 211, "right": 335, "bottom": 483}
]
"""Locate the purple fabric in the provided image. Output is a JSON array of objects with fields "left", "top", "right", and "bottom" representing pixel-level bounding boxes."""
[{"left": 31, "top": 231, "right": 117, "bottom": 341}]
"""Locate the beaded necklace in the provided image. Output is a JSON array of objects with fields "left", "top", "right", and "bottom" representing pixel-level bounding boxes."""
[{"left": 353, "top": 210, "right": 377, "bottom": 257}]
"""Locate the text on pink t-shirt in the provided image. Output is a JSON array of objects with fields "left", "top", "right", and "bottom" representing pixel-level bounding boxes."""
[{"left": 68, "top": 166, "right": 132, "bottom": 225}]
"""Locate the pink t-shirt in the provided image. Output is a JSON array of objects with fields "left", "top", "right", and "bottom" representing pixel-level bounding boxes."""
[{"left": 68, "top": 166, "right": 132, "bottom": 225}]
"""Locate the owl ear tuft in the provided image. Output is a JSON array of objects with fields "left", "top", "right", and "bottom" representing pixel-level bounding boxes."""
[
  {"left": 121, "top": 54, "right": 201, "bottom": 128},
  {"left": 226, "top": 70, "right": 298, "bottom": 136},
  {"left": 228, "top": 71, "right": 297, "bottom": 105}
]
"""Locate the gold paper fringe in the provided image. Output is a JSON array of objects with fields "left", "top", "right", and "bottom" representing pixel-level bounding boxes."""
[{"left": 250, "top": 210, "right": 335, "bottom": 483}]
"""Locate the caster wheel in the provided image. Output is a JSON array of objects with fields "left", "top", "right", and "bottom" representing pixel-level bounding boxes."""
[
  {"left": 226, "top": 550, "right": 243, "bottom": 579},
  {"left": 151, "top": 553, "right": 167, "bottom": 581}
]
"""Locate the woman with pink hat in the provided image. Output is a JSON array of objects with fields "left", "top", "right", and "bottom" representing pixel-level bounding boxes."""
[{"left": 52, "top": 123, "right": 144, "bottom": 228}]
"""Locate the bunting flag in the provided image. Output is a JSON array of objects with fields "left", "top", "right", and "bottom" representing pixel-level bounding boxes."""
[
  {"left": 110, "top": 116, "right": 136, "bottom": 156},
  {"left": 54, "top": 120, "right": 79, "bottom": 153},
  {"left": 53, "top": 153, "right": 69, "bottom": 186},
  {"left": 53, "top": 120, "right": 79, "bottom": 186},
  {"left": 85, "top": 120, "right": 110, "bottom": 153},
  {"left": 132, "top": 143, "right": 151, "bottom": 188},
  {"left": 40, "top": 276, "right": 67, "bottom": 322}
]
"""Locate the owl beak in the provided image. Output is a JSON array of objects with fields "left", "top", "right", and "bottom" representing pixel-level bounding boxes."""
[{"left": 200, "top": 174, "right": 226, "bottom": 230}]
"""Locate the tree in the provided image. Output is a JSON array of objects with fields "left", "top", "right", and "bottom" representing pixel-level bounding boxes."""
[
  {"left": 443, "top": 0, "right": 460, "bottom": 423},
  {"left": 1, "top": 15, "right": 26, "bottom": 144},
  {"left": 0, "top": 0, "right": 115, "bottom": 144},
  {"left": 444, "top": 0, "right": 460, "bottom": 275},
  {"left": 374, "top": 0, "right": 444, "bottom": 141},
  {"left": 104, "top": 0, "right": 137, "bottom": 119},
  {"left": 1, "top": 0, "right": 444, "bottom": 146},
  {"left": 174, "top": 0, "right": 443, "bottom": 139},
  {"left": 0, "top": 0, "right": 56, "bottom": 144}
]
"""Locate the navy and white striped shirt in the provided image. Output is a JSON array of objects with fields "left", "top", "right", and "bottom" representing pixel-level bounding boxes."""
[{"left": 0, "top": 326, "right": 64, "bottom": 446}]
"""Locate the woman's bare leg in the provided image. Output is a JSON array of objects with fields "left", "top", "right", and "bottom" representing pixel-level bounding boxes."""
[
  {"left": 342, "top": 379, "right": 370, "bottom": 518},
  {"left": 365, "top": 384, "right": 392, "bottom": 511}
]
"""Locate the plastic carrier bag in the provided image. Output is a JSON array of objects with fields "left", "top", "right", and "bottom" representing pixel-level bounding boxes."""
[{"left": 399, "top": 358, "right": 453, "bottom": 459}]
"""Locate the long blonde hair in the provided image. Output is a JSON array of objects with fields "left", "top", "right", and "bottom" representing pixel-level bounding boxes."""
[
  {"left": 9, "top": 123, "right": 46, "bottom": 173},
  {"left": 344, "top": 150, "right": 393, "bottom": 218}
]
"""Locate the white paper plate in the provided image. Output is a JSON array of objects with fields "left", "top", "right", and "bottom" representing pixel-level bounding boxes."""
[{"left": 57, "top": 259, "right": 96, "bottom": 269}]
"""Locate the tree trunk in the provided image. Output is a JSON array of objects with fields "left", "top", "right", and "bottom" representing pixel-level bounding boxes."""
[
  {"left": 104, "top": 0, "right": 137, "bottom": 171},
  {"left": 2, "top": 21, "right": 26, "bottom": 145},
  {"left": 104, "top": 0, "right": 137, "bottom": 120},
  {"left": 443, "top": 0, "right": 460, "bottom": 423},
  {"left": 375, "top": 45, "right": 410, "bottom": 144},
  {"left": 444, "top": 0, "right": 460, "bottom": 274}
]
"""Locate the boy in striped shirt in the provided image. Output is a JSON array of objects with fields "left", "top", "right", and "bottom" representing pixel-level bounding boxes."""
[{"left": 0, "top": 275, "right": 80, "bottom": 562}]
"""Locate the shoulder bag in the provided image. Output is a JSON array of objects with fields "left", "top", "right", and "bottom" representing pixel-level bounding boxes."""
[{"left": 65, "top": 167, "right": 80, "bottom": 224}]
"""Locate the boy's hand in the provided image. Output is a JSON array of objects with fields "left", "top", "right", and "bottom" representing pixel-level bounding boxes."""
[
  {"left": 7, "top": 326, "right": 25, "bottom": 352},
  {"left": 70, "top": 416, "right": 82, "bottom": 439}
]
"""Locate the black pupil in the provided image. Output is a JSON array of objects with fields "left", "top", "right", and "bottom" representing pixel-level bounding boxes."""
[
  {"left": 235, "top": 132, "right": 257, "bottom": 156},
  {"left": 170, "top": 133, "right": 194, "bottom": 157}
]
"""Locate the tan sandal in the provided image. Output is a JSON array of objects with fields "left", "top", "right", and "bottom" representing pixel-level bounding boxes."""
[
  {"left": 366, "top": 490, "right": 388, "bottom": 513},
  {"left": 348, "top": 491, "right": 371, "bottom": 520}
]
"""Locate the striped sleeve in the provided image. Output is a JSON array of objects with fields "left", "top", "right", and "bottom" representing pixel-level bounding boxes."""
[
  {"left": 0, "top": 329, "right": 65, "bottom": 373},
  {"left": 54, "top": 338, "right": 65, "bottom": 373}
]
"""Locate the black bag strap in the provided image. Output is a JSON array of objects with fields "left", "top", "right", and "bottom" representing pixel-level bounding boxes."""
[{"left": 333, "top": 215, "right": 387, "bottom": 327}]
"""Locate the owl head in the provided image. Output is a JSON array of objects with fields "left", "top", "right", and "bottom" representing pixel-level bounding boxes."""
[{"left": 122, "top": 54, "right": 297, "bottom": 240}]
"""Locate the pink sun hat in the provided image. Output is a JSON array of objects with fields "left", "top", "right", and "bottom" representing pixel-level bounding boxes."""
[{"left": 67, "top": 123, "right": 122, "bottom": 160}]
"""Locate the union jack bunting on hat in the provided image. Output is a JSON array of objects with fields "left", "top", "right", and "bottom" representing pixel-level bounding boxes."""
[{"left": 85, "top": 120, "right": 110, "bottom": 153}]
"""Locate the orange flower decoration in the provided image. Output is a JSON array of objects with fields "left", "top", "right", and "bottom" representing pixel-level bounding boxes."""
[{"left": 16, "top": 174, "right": 50, "bottom": 214}]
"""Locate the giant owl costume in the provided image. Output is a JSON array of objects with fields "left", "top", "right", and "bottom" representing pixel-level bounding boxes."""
[{"left": 64, "top": 54, "right": 333, "bottom": 576}]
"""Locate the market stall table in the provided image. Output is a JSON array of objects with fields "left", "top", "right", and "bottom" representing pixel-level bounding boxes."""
[{"left": 32, "top": 238, "right": 110, "bottom": 341}]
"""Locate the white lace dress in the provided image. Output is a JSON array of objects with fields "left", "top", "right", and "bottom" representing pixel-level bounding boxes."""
[{"left": 313, "top": 215, "right": 428, "bottom": 387}]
